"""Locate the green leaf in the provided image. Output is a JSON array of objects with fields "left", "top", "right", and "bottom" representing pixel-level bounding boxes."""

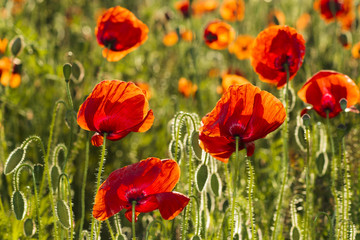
[
  {"left": 12, "top": 190, "right": 26, "bottom": 220},
  {"left": 4, "top": 147, "right": 25, "bottom": 175},
  {"left": 196, "top": 164, "right": 209, "bottom": 192},
  {"left": 56, "top": 200, "right": 71, "bottom": 229}
]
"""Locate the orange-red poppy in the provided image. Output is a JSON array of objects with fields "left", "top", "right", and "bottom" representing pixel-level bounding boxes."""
[
  {"left": 163, "top": 32, "right": 179, "bottom": 46},
  {"left": 178, "top": 77, "right": 198, "bottom": 98},
  {"left": 228, "top": 35, "right": 254, "bottom": 60},
  {"left": 313, "top": 0, "right": 353, "bottom": 22},
  {"left": 181, "top": 30, "right": 193, "bottom": 42},
  {"left": 351, "top": 41, "right": 360, "bottom": 59},
  {"left": 251, "top": 25, "right": 305, "bottom": 89},
  {"left": 204, "top": 20, "right": 235, "bottom": 50},
  {"left": 220, "top": 0, "right": 245, "bottom": 22},
  {"left": 77, "top": 80, "right": 154, "bottom": 146},
  {"left": 192, "top": 0, "right": 218, "bottom": 16},
  {"left": 268, "top": 10, "right": 286, "bottom": 26},
  {"left": 93, "top": 157, "right": 190, "bottom": 221},
  {"left": 199, "top": 84, "right": 286, "bottom": 162},
  {"left": 0, "top": 38, "right": 8, "bottom": 54},
  {"left": 298, "top": 70, "right": 360, "bottom": 118},
  {"left": 0, "top": 57, "right": 21, "bottom": 88},
  {"left": 296, "top": 13, "right": 311, "bottom": 31},
  {"left": 95, "top": 6, "right": 149, "bottom": 62},
  {"left": 175, "top": 0, "right": 190, "bottom": 18},
  {"left": 217, "top": 74, "right": 249, "bottom": 94}
]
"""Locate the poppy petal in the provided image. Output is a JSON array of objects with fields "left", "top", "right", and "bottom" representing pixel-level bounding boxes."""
[
  {"left": 125, "top": 209, "right": 140, "bottom": 222},
  {"left": 143, "top": 159, "right": 180, "bottom": 195},
  {"left": 155, "top": 192, "right": 190, "bottom": 220},
  {"left": 91, "top": 133, "right": 104, "bottom": 147}
]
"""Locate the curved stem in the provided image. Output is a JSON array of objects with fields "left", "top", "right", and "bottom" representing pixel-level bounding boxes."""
[
  {"left": 132, "top": 201, "right": 137, "bottom": 240},
  {"left": 90, "top": 133, "right": 107, "bottom": 240},
  {"left": 59, "top": 174, "right": 74, "bottom": 240},
  {"left": 79, "top": 133, "right": 89, "bottom": 239},
  {"left": 230, "top": 136, "right": 240, "bottom": 239}
]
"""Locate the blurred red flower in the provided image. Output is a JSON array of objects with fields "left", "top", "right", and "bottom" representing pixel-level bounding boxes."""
[
  {"left": 93, "top": 157, "right": 190, "bottom": 221},
  {"left": 251, "top": 25, "right": 305, "bottom": 89},
  {"left": 204, "top": 20, "right": 235, "bottom": 50},
  {"left": 313, "top": 0, "right": 353, "bottom": 22},
  {"left": 77, "top": 80, "right": 154, "bottom": 146},
  {"left": 199, "top": 84, "right": 286, "bottom": 162},
  {"left": 95, "top": 6, "right": 149, "bottom": 62},
  {"left": 297, "top": 70, "right": 360, "bottom": 118},
  {"left": 178, "top": 77, "right": 198, "bottom": 97},
  {"left": 0, "top": 57, "right": 21, "bottom": 88},
  {"left": 175, "top": 0, "right": 190, "bottom": 18}
]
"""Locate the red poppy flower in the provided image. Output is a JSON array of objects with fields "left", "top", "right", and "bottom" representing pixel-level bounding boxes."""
[
  {"left": 95, "top": 6, "right": 149, "bottom": 62},
  {"left": 77, "top": 80, "right": 154, "bottom": 146},
  {"left": 93, "top": 157, "right": 190, "bottom": 221},
  {"left": 297, "top": 70, "right": 360, "bottom": 118},
  {"left": 204, "top": 20, "right": 235, "bottom": 50},
  {"left": 0, "top": 57, "right": 22, "bottom": 88},
  {"left": 199, "top": 84, "right": 286, "bottom": 162},
  {"left": 175, "top": 0, "right": 190, "bottom": 18},
  {"left": 251, "top": 25, "right": 305, "bottom": 89},
  {"left": 220, "top": 0, "right": 245, "bottom": 22}
]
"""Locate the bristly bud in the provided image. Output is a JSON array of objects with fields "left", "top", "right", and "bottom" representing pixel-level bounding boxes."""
[
  {"left": 301, "top": 114, "right": 311, "bottom": 127},
  {"left": 10, "top": 36, "right": 24, "bottom": 57},
  {"left": 50, "top": 165, "right": 61, "bottom": 192},
  {"left": 210, "top": 173, "right": 221, "bottom": 197},
  {"left": 4, "top": 147, "right": 25, "bottom": 175},
  {"left": 339, "top": 98, "right": 347, "bottom": 111},
  {"left": 63, "top": 63, "right": 72, "bottom": 82},
  {"left": 56, "top": 200, "right": 71, "bottom": 229},
  {"left": 23, "top": 218, "right": 36, "bottom": 237},
  {"left": 196, "top": 164, "right": 209, "bottom": 192},
  {"left": 12, "top": 190, "right": 26, "bottom": 220}
]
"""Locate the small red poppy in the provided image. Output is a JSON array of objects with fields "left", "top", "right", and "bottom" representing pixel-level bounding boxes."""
[
  {"left": 93, "top": 157, "right": 190, "bottom": 221},
  {"left": 199, "top": 84, "right": 286, "bottom": 162},
  {"left": 77, "top": 80, "right": 154, "bottom": 146},
  {"left": 251, "top": 25, "right": 305, "bottom": 89},
  {"left": 313, "top": 0, "right": 352, "bottom": 22},
  {"left": 95, "top": 6, "right": 149, "bottom": 62},
  {"left": 204, "top": 20, "right": 235, "bottom": 50},
  {"left": 297, "top": 70, "right": 360, "bottom": 118},
  {"left": 175, "top": 0, "right": 190, "bottom": 18}
]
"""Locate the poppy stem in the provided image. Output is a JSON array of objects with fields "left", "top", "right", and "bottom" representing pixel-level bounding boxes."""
[
  {"left": 326, "top": 111, "right": 339, "bottom": 237},
  {"left": 79, "top": 132, "right": 89, "bottom": 239},
  {"left": 230, "top": 136, "right": 240, "bottom": 239},
  {"left": 304, "top": 124, "right": 311, "bottom": 239},
  {"left": 272, "top": 63, "right": 290, "bottom": 240},
  {"left": 246, "top": 156, "right": 256, "bottom": 240},
  {"left": 90, "top": 133, "right": 107, "bottom": 240},
  {"left": 132, "top": 200, "right": 137, "bottom": 240}
]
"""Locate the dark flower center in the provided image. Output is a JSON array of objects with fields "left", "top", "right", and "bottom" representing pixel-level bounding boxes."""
[
  {"left": 274, "top": 54, "right": 293, "bottom": 72},
  {"left": 205, "top": 32, "right": 218, "bottom": 43}
]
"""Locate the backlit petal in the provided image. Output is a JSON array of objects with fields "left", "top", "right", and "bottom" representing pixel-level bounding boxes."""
[{"left": 155, "top": 192, "right": 190, "bottom": 220}]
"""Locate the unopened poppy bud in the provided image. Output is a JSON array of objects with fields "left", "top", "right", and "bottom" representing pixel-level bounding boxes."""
[
  {"left": 339, "top": 98, "right": 347, "bottom": 111},
  {"left": 63, "top": 63, "right": 72, "bottom": 82},
  {"left": 10, "top": 36, "right": 24, "bottom": 57},
  {"left": 301, "top": 113, "right": 311, "bottom": 127},
  {"left": 338, "top": 32, "right": 351, "bottom": 49}
]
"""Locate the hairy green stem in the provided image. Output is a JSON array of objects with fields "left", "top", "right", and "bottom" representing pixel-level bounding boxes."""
[
  {"left": 79, "top": 133, "right": 89, "bottom": 239},
  {"left": 247, "top": 157, "right": 256, "bottom": 240},
  {"left": 106, "top": 220, "right": 116, "bottom": 240},
  {"left": 272, "top": 63, "right": 290, "bottom": 240},
  {"left": 90, "top": 133, "right": 107, "bottom": 240},
  {"left": 230, "top": 136, "right": 240, "bottom": 239},
  {"left": 304, "top": 126, "right": 311, "bottom": 239},
  {"left": 132, "top": 201, "right": 137, "bottom": 240}
]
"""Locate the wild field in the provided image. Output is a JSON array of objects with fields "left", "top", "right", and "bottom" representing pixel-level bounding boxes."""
[{"left": 0, "top": 0, "right": 360, "bottom": 239}]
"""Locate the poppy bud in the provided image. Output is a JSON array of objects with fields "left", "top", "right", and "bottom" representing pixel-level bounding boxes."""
[
  {"left": 10, "top": 36, "right": 24, "bottom": 57},
  {"left": 63, "top": 63, "right": 72, "bottom": 82},
  {"left": 339, "top": 98, "right": 347, "bottom": 111},
  {"left": 301, "top": 114, "right": 311, "bottom": 127}
]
